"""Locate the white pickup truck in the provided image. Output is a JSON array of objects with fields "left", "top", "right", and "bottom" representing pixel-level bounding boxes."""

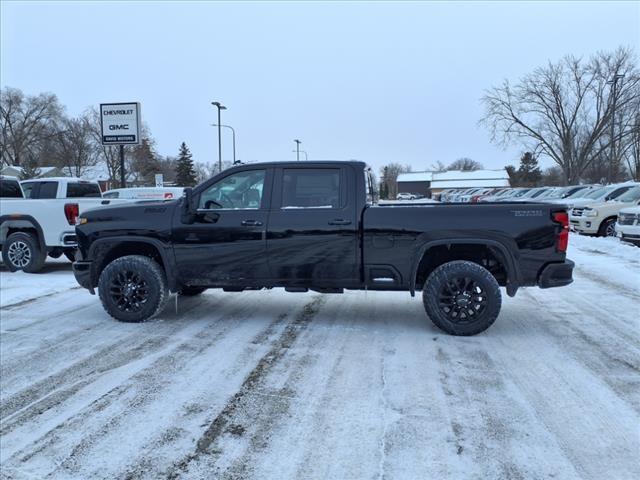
[{"left": 0, "top": 177, "right": 127, "bottom": 272}]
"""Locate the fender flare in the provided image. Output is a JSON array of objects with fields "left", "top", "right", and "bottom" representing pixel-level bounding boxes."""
[
  {"left": 88, "top": 236, "right": 178, "bottom": 291},
  {"left": 0, "top": 214, "right": 46, "bottom": 249},
  {"left": 409, "top": 238, "right": 521, "bottom": 297}
]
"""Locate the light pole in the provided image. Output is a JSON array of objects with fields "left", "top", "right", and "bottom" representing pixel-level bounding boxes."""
[
  {"left": 607, "top": 74, "right": 624, "bottom": 181},
  {"left": 294, "top": 139, "right": 301, "bottom": 161},
  {"left": 211, "top": 102, "right": 226, "bottom": 172},
  {"left": 212, "top": 124, "right": 236, "bottom": 164},
  {"left": 291, "top": 149, "right": 308, "bottom": 160}
]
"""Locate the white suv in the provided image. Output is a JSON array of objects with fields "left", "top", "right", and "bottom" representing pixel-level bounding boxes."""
[
  {"left": 570, "top": 186, "right": 640, "bottom": 237},
  {"left": 615, "top": 206, "right": 640, "bottom": 246}
]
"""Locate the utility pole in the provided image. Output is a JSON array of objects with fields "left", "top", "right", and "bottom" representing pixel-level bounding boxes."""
[
  {"left": 607, "top": 74, "right": 624, "bottom": 182},
  {"left": 211, "top": 102, "right": 227, "bottom": 172},
  {"left": 294, "top": 139, "right": 301, "bottom": 161}
]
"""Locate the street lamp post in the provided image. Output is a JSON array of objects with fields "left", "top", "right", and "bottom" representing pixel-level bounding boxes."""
[
  {"left": 607, "top": 74, "right": 625, "bottom": 181},
  {"left": 211, "top": 102, "right": 227, "bottom": 172},
  {"left": 212, "top": 124, "right": 236, "bottom": 164},
  {"left": 291, "top": 149, "right": 308, "bottom": 160},
  {"left": 294, "top": 139, "right": 301, "bottom": 161}
]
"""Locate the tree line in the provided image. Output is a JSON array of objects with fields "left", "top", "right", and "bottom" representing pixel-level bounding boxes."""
[{"left": 0, "top": 87, "right": 216, "bottom": 187}]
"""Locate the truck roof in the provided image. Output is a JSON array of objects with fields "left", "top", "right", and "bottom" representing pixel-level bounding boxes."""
[{"left": 229, "top": 160, "right": 367, "bottom": 169}]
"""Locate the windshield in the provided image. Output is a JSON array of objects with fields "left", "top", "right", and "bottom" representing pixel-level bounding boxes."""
[
  {"left": 582, "top": 186, "right": 609, "bottom": 199},
  {"left": 566, "top": 187, "right": 595, "bottom": 199},
  {"left": 615, "top": 186, "right": 640, "bottom": 203},
  {"left": 512, "top": 188, "right": 531, "bottom": 197}
]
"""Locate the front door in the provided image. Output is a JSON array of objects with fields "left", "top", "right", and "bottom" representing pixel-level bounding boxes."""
[
  {"left": 172, "top": 168, "right": 272, "bottom": 287},
  {"left": 266, "top": 165, "right": 358, "bottom": 287}
]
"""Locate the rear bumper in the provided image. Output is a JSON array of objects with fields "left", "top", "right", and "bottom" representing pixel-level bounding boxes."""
[
  {"left": 73, "top": 260, "right": 95, "bottom": 293},
  {"left": 538, "top": 260, "right": 574, "bottom": 289}
]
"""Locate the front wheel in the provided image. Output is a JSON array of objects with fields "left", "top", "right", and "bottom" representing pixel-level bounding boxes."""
[
  {"left": 422, "top": 260, "right": 501, "bottom": 336},
  {"left": 98, "top": 255, "right": 169, "bottom": 323},
  {"left": 598, "top": 218, "right": 617, "bottom": 237}
]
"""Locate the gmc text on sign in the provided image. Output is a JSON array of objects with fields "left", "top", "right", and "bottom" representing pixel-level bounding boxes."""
[{"left": 100, "top": 102, "right": 141, "bottom": 145}]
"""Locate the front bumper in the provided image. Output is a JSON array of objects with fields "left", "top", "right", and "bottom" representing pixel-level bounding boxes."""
[
  {"left": 538, "top": 260, "right": 575, "bottom": 289},
  {"left": 615, "top": 223, "right": 640, "bottom": 243},
  {"left": 73, "top": 260, "right": 95, "bottom": 293},
  {"left": 570, "top": 216, "right": 599, "bottom": 234}
]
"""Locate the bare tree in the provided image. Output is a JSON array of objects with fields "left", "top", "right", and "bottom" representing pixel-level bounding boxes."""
[
  {"left": 86, "top": 106, "right": 124, "bottom": 182},
  {"left": 481, "top": 47, "right": 640, "bottom": 184},
  {"left": 54, "top": 113, "right": 98, "bottom": 177},
  {"left": 0, "top": 87, "right": 64, "bottom": 167},
  {"left": 622, "top": 112, "right": 640, "bottom": 180},
  {"left": 447, "top": 157, "right": 483, "bottom": 171}
]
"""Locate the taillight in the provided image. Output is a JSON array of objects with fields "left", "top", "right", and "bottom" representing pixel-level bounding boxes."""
[
  {"left": 553, "top": 211, "right": 569, "bottom": 252},
  {"left": 64, "top": 203, "right": 79, "bottom": 225}
]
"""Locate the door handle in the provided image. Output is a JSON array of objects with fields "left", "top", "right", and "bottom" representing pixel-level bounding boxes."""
[
  {"left": 241, "top": 219, "right": 263, "bottom": 227},
  {"left": 328, "top": 219, "right": 351, "bottom": 226}
]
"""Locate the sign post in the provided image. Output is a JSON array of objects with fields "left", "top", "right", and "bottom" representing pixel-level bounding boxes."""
[{"left": 100, "top": 102, "right": 141, "bottom": 188}]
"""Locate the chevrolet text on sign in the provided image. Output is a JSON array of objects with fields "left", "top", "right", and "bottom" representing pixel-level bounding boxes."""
[{"left": 100, "top": 102, "right": 141, "bottom": 145}]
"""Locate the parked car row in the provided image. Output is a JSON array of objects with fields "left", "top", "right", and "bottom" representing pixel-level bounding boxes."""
[
  {"left": 434, "top": 181, "right": 640, "bottom": 244},
  {"left": 0, "top": 176, "right": 185, "bottom": 272}
]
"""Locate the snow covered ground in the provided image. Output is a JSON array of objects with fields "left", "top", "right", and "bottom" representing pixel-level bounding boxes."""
[{"left": 0, "top": 234, "right": 638, "bottom": 479}]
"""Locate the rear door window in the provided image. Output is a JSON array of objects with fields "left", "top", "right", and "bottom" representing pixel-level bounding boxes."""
[
  {"left": 281, "top": 168, "right": 342, "bottom": 208},
  {"left": 34, "top": 181, "right": 58, "bottom": 199},
  {"left": 66, "top": 182, "right": 102, "bottom": 198}
]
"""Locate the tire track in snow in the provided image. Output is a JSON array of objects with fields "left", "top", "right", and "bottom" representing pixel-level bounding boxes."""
[
  {"left": 166, "top": 295, "right": 326, "bottom": 479},
  {"left": 0, "top": 293, "right": 235, "bottom": 434},
  {"left": 3, "top": 294, "right": 260, "bottom": 472}
]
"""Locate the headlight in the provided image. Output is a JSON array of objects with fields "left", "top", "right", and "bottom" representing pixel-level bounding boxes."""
[
  {"left": 584, "top": 209, "right": 598, "bottom": 217},
  {"left": 77, "top": 217, "right": 88, "bottom": 225}
]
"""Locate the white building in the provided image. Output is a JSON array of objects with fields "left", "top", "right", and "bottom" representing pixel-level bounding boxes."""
[{"left": 397, "top": 169, "right": 510, "bottom": 197}]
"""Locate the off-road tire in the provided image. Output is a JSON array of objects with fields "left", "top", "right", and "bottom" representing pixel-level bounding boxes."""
[
  {"left": 422, "top": 260, "right": 501, "bottom": 336},
  {"left": 598, "top": 217, "right": 617, "bottom": 237},
  {"left": 98, "top": 255, "right": 169, "bottom": 323},
  {"left": 179, "top": 286, "right": 208, "bottom": 296},
  {"left": 2, "top": 232, "right": 47, "bottom": 273}
]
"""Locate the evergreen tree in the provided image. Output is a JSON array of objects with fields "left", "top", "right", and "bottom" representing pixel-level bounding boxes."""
[
  {"left": 131, "top": 138, "right": 161, "bottom": 184},
  {"left": 516, "top": 151, "right": 542, "bottom": 187},
  {"left": 174, "top": 142, "right": 197, "bottom": 186}
]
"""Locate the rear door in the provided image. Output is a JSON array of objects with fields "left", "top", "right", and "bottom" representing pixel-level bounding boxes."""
[{"left": 266, "top": 165, "right": 358, "bottom": 287}]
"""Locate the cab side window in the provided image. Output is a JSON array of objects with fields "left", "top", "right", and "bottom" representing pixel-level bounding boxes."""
[
  {"left": 199, "top": 170, "right": 266, "bottom": 210},
  {"left": 282, "top": 168, "right": 341, "bottom": 208}
]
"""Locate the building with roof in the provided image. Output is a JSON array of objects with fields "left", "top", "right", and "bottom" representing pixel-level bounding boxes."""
[
  {"left": 397, "top": 169, "right": 510, "bottom": 197},
  {"left": 0, "top": 165, "right": 64, "bottom": 179}
]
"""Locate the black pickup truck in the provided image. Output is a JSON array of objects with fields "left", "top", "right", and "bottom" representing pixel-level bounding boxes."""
[{"left": 73, "top": 161, "right": 574, "bottom": 335}]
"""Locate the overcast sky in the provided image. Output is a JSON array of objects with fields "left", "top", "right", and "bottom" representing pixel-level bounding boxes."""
[{"left": 2, "top": 1, "right": 639, "bottom": 173}]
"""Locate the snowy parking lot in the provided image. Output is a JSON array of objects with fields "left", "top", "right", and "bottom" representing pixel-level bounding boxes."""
[{"left": 0, "top": 234, "right": 638, "bottom": 480}]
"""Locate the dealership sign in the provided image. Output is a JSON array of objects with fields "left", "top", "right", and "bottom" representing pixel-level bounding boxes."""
[{"left": 100, "top": 102, "right": 141, "bottom": 145}]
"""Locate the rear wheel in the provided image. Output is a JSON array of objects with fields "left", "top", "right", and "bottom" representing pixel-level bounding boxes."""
[
  {"left": 2, "top": 232, "right": 46, "bottom": 273},
  {"left": 422, "top": 260, "right": 501, "bottom": 336},
  {"left": 98, "top": 255, "right": 169, "bottom": 322}
]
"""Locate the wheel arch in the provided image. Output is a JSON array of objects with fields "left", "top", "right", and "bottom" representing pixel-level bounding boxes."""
[
  {"left": 410, "top": 238, "right": 520, "bottom": 297},
  {"left": 89, "top": 237, "right": 177, "bottom": 291},
  {"left": 0, "top": 215, "right": 46, "bottom": 249}
]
